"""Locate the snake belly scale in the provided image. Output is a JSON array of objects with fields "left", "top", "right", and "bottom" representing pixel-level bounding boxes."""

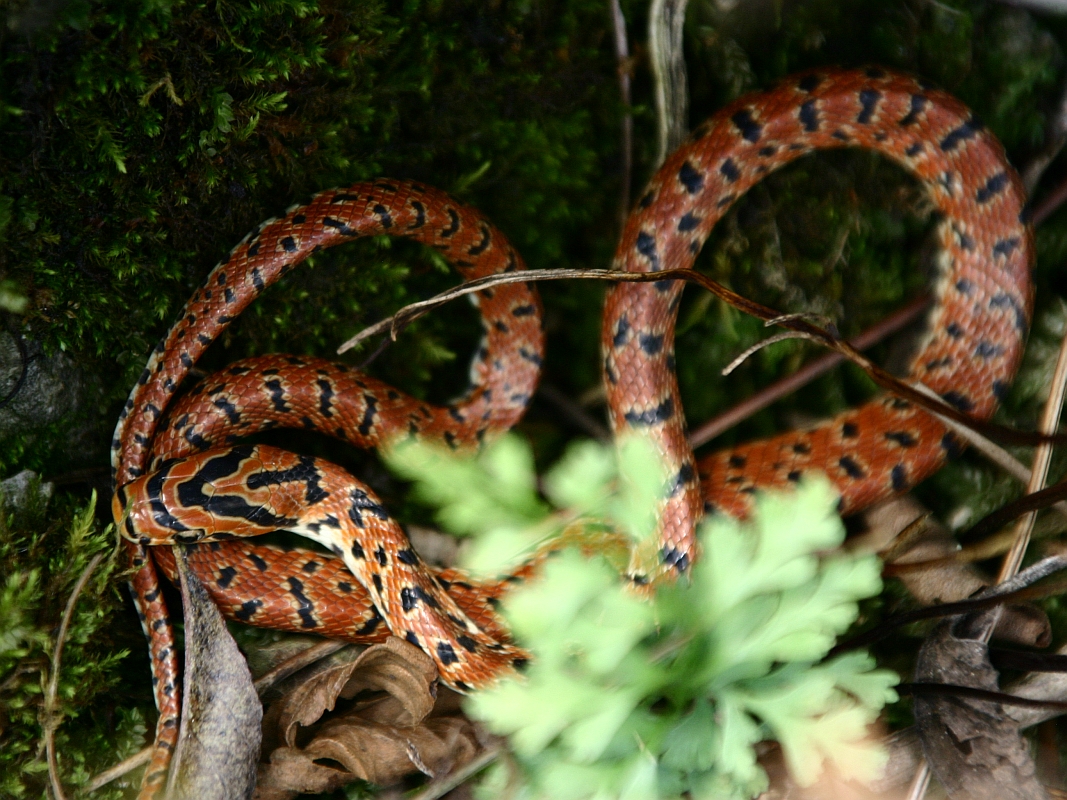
[{"left": 112, "top": 68, "right": 1032, "bottom": 797}]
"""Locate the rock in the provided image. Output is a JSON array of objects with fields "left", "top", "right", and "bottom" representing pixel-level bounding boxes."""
[
  {"left": 0, "top": 331, "right": 83, "bottom": 438},
  {"left": 0, "top": 469, "right": 53, "bottom": 512}
]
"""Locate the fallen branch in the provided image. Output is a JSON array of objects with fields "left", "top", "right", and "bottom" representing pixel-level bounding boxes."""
[{"left": 336, "top": 266, "right": 1062, "bottom": 449}]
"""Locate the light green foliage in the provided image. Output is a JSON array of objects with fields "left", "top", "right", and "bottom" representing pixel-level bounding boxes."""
[
  {"left": 544, "top": 437, "right": 667, "bottom": 544},
  {"left": 387, "top": 435, "right": 666, "bottom": 573},
  {"left": 388, "top": 435, "right": 549, "bottom": 537},
  {"left": 388, "top": 435, "right": 554, "bottom": 576},
  {"left": 395, "top": 435, "right": 897, "bottom": 799},
  {"left": 485, "top": 552, "right": 656, "bottom": 764}
]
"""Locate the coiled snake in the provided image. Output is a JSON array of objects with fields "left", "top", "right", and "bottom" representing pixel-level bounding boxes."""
[{"left": 111, "top": 68, "right": 1033, "bottom": 796}]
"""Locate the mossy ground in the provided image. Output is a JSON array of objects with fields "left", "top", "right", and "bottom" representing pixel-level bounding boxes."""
[{"left": 2, "top": 0, "right": 1067, "bottom": 795}]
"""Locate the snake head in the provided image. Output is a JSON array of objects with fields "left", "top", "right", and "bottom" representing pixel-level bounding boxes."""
[{"left": 115, "top": 464, "right": 204, "bottom": 546}]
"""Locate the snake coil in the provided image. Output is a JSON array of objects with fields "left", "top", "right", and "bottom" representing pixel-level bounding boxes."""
[{"left": 112, "top": 68, "right": 1032, "bottom": 797}]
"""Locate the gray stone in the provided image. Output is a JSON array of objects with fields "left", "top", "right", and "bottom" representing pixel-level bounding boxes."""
[
  {"left": 0, "top": 469, "right": 53, "bottom": 511},
  {"left": 0, "top": 331, "right": 84, "bottom": 438}
]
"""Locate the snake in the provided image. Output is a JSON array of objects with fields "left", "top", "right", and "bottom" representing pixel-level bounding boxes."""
[{"left": 111, "top": 68, "right": 1033, "bottom": 797}]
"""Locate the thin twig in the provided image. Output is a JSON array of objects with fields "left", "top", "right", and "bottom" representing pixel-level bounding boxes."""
[
  {"left": 610, "top": 0, "right": 633, "bottom": 226},
  {"left": 957, "top": 480, "right": 1067, "bottom": 545},
  {"left": 409, "top": 745, "right": 503, "bottom": 800},
  {"left": 689, "top": 294, "right": 930, "bottom": 447},
  {"left": 900, "top": 682, "right": 1067, "bottom": 712},
  {"left": 84, "top": 748, "right": 153, "bottom": 793},
  {"left": 830, "top": 556, "right": 1067, "bottom": 657},
  {"left": 882, "top": 529, "right": 1014, "bottom": 575},
  {"left": 908, "top": 381, "right": 1067, "bottom": 520},
  {"left": 335, "top": 266, "right": 1059, "bottom": 449},
  {"left": 45, "top": 552, "right": 106, "bottom": 800},
  {"left": 765, "top": 311, "right": 838, "bottom": 332},
  {"left": 720, "top": 331, "right": 824, "bottom": 376},
  {"left": 337, "top": 269, "right": 597, "bottom": 352},
  {"left": 253, "top": 639, "right": 350, "bottom": 694},
  {"left": 1030, "top": 172, "right": 1067, "bottom": 228},
  {"left": 995, "top": 312, "right": 1067, "bottom": 584},
  {"left": 356, "top": 333, "right": 393, "bottom": 371},
  {"left": 905, "top": 763, "right": 931, "bottom": 800}
]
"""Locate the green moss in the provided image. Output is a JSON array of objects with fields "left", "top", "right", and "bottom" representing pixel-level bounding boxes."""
[{"left": 0, "top": 486, "right": 146, "bottom": 797}]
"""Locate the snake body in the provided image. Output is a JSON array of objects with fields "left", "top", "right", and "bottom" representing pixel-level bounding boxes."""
[
  {"left": 606, "top": 67, "right": 1032, "bottom": 578},
  {"left": 111, "top": 182, "right": 544, "bottom": 795},
  {"left": 112, "top": 69, "right": 1033, "bottom": 796}
]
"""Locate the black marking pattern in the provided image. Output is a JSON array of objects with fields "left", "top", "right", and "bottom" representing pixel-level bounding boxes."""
[
  {"left": 731, "top": 108, "right": 762, "bottom": 142},
  {"left": 623, "top": 397, "right": 674, "bottom": 426},
  {"left": 899, "top": 94, "right": 928, "bottom": 126},
  {"left": 720, "top": 158, "right": 741, "bottom": 183},
  {"left": 857, "top": 89, "right": 881, "bottom": 124},
  {"left": 678, "top": 162, "right": 704, "bottom": 194},
  {"left": 976, "top": 172, "right": 1009, "bottom": 204},
  {"left": 940, "top": 118, "right": 982, "bottom": 152}
]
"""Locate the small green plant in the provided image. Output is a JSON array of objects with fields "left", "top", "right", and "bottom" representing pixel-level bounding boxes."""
[
  {"left": 389, "top": 435, "right": 898, "bottom": 800},
  {"left": 0, "top": 486, "right": 143, "bottom": 798}
]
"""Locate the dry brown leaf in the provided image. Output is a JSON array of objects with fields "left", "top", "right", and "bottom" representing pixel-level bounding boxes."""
[
  {"left": 335, "top": 636, "right": 439, "bottom": 712},
  {"left": 253, "top": 747, "right": 353, "bottom": 800},
  {"left": 914, "top": 613, "right": 1049, "bottom": 800},
  {"left": 303, "top": 713, "right": 479, "bottom": 783},
  {"left": 265, "top": 636, "right": 437, "bottom": 750},
  {"left": 857, "top": 497, "right": 990, "bottom": 605},
  {"left": 994, "top": 603, "right": 1052, "bottom": 649},
  {"left": 255, "top": 716, "right": 480, "bottom": 799},
  {"left": 856, "top": 497, "right": 1051, "bottom": 647},
  {"left": 255, "top": 636, "right": 482, "bottom": 799}
]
